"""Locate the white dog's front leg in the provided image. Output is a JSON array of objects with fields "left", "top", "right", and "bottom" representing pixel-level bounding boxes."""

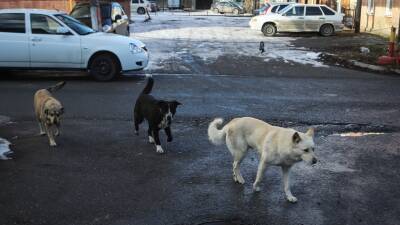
[
  {"left": 253, "top": 157, "right": 267, "bottom": 192},
  {"left": 282, "top": 166, "right": 297, "bottom": 203}
]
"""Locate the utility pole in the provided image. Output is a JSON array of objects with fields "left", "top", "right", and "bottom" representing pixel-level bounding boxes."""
[
  {"left": 90, "top": 0, "right": 101, "bottom": 31},
  {"left": 354, "top": 0, "right": 362, "bottom": 33}
]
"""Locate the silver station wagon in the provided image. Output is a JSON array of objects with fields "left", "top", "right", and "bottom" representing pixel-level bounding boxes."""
[{"left": 249, "top": 4, "right": 344, "bottom": 36}]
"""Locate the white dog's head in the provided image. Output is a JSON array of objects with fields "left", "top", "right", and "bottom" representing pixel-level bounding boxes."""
[{"left": 292, "top": 128, "right": 317, "bottom": 165}]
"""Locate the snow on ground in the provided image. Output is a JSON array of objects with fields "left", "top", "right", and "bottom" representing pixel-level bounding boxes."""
[
  {"left": 130, "top": 11, "right": 326, "bottom": 72},
  {"left": 0, "top": 137, "right": 12, "bottom": 160}
]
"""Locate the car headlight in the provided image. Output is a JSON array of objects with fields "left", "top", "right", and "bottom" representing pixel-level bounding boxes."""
[{"left": 129, "top": 43, "right": 143, "bottom": 54}]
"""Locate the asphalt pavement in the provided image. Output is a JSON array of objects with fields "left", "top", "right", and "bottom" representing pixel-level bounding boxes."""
[{"left": 1, "top": 64, "right": 400, "bottom": 225}]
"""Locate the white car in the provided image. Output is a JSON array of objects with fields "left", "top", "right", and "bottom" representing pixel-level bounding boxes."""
[
  {"left": 250, "top": 4, "right": 344, "bottom": 37},
  {"left": 131, "top": 0, "right": 152, "bottom": 14},
  {"left": 0, "top": 9, "right": 149, "bottom": 81}
]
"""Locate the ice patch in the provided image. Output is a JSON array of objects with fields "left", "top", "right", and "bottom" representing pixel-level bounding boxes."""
[
  {"left": 0, "top": 138, "right": 13, "bottom": 160},
  {"left": 333, "top": 132, "right": 385, "bottom": 137},
  {"left": 317, "top": 162, "right": 356, "bottom": 173}
]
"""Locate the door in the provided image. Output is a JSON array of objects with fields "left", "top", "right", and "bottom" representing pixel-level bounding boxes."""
[
  {"left": 279, "top": 6, "right": 305, "bottom": 32},
  {"left": 0, "top": 13, "right": 30, "bottom": 67},
  {"left": 131, "top": 0, "right": 139, "bottom": 12},
  {"left": 304, "top": 6, "right": 324, "bottom": 31},
  {"left": 29, "top": 13, "right": 81, "bottom": 68}
]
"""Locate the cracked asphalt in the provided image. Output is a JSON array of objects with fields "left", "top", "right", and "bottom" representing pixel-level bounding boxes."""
[{"left": 1, "top": 13, "right": 400, "bottom": 225}]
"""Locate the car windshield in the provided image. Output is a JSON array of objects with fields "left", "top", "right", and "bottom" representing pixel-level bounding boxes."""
[{"left": 55, "top": 14, "right": 95, "bottom": 35}]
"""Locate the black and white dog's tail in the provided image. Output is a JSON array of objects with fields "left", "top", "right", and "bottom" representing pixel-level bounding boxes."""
[
  {"left": 208, "top": 118, "right": 226, "bottom": 146},
  {"left": 47, "top": 81, "right": 66, "bottom": 93},
  {"left": 141, "top": 77, "right": 154, "bottom": 94}
]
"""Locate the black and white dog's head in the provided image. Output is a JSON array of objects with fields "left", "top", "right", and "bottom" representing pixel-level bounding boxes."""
[{"left": 158, "top": 100, "right": 181, "bottom": 128}]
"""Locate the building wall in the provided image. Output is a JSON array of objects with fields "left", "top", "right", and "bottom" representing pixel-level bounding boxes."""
[{"left": 360, "top": 0, "right": 400, "bottom": 36}]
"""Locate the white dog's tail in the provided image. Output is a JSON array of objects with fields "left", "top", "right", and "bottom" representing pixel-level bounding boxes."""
[{"left": 208, "top": 118, "right": 226, "bottom": 146}]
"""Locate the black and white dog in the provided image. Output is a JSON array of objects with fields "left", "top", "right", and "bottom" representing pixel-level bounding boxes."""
[{"left": 134, "top": 77, "right": 181, "bottom": 153}]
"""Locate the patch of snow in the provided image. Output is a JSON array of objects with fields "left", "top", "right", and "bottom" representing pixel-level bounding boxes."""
[
  {"left": 350, "top": 60, "right": 386, "bottom": 71},
  {"left": 333, "top": 132, "right": 385, "bottom": 137},
  {"left": 317, "top": 162, "right": 356, "bottom": 173},
  {"left": 360, "top": 46, "right": 370, "bottom": 54},
  {"left": 130, "top": 12, "right": 327, "bottom": 71},
  {"left": 0, "top": 138, "right": 13, "bottom": 160}
]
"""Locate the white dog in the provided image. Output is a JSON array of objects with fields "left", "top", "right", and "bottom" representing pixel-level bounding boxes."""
[{"left": 208, "top": 117, "right": 317, "bottom": 203}]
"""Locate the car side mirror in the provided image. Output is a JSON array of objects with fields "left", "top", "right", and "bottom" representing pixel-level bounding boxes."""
[
  {"left": 57, "top": 27, "right": 70, "bottom": 34},
  {"left": 114, "top": 14, "right": 122, "bottom": 22}
]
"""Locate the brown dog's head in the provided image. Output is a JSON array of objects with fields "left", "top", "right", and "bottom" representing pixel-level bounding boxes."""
[{"left": 44, "top": 104, "right": 64, "bottom": 125}]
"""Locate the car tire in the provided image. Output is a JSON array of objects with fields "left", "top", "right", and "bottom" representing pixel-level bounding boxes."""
[
  {"left": 233, "top": 9, "right": 239, "bottom": 15},
  {"left": 89, "top": 53, "right": 120, "bottom": 81},
  {"left": 262, "top": 23, "right": 276, "bottom": 36},
  {"left": 137, "top": 7, "right": 146, "bottom": 14},
  {"left": 213, "top": 8, "right": 219, "bottom": 13},
  {"left": 320, "top": 24, "right": 334, "bottom": 37}
]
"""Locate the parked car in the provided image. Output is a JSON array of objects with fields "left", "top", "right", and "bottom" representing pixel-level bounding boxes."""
[
  {"left": 70, "top": 1, "right": 129, "bottom": 36},
  {"left": 249, "top": 4, "right": 344, "bottom": 36},
  {"left": 131, "top": 0, "right": 152, "bottom": 14},
  {"left": 211, "top": 1, "right": 244, "bottom": 15},
  {"left": 0, "top": 9, "right": 149, "bottom": 81}
]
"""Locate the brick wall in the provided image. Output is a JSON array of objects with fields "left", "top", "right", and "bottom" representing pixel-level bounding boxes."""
[{"left": 360, "top": 0, "right": 400, "bottom": 36}]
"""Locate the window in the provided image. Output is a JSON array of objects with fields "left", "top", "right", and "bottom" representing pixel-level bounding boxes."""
[
  {"left": 285, "top": 6, "right": 304, "bottom": 16},
  {"left": 70, "top": 5, "right": 90, "bottom": 18},
  {"left": 55, "top": 14, "right": 95, "bottom": 35},
  {"left": 385, "top": 0, "right": 392, "bottom": 16},
  {"left": 305, "top": 6, "right": 323, "bottom": 16},
  {"left": 321, "top": 6, "right": 335, "bottom": 15},
  {"left": 0, "top": 13, "right": 25, "bottom": 33},
  {"left": 139, "top": 0, "right": 144, "bottom": 3},
  {"left": 367, "top": 0, "right": 374, "bottom": 14},
  {"left": 31, "top": 14, "right": 63, "bottom": 34},
  {"left": 132, "top": 0, "right": 139, "bottom": 4},
  {"left": 271, "top": 5, "right": 279, "bottom": 12}
]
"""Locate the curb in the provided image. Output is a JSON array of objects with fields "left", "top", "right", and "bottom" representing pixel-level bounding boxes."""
[
  {"left": 321, "top": 53, "right": 400, "bottom": 75},
  {"left": 348, "top": 60, "right": 400, "bottom": 74}
]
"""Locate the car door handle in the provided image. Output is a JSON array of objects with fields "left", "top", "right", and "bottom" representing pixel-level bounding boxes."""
[
  {"left": 31, "top": 37, "right": 42, "bottom": 42},
  {"left": 298, "top": 17, "right": 304, "bottom": 19},
  {"left": 319, "top": 17, "right": 325, "bottom": 20}
]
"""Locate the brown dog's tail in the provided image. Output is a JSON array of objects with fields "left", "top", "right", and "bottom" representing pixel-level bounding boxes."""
[
  {"left": 47, "top": 81, "right": 66, "bottom": 93},
  {"left": 141, "top": 77, "right": 153, "bottom": 94}
]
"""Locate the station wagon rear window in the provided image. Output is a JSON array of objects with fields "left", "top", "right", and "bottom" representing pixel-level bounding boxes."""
[
  {"left": 0, "top": 13, "right": 25, "bottom": 33},
  {"left": 321, "top": 6, "right": 335, "bottom": 15}
]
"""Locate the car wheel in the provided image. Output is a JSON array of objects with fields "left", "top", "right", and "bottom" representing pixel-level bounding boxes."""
[
  {"left": 137, "top": 7, "right": 146, "bottom": 14},
  {"left": 213, "top": 8, "right": 219, "bottom": 13},
  {"left": 89, "top": 54, "right": 119, "bottom": 81},
  {"left": 320, "top": 24, "right": 334, "bottom": 36},
  {"left": 233, "top": 9, "right": 239, "bottom": 15},
  {"left": 262, "top": 23, "right": 276, "bottom": 36}
]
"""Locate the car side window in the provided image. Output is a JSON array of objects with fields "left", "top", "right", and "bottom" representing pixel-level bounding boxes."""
[
  {"left": 271, "top": 5, "right": 279, "bottom": 12},
  {"left": 139, "top": 0, "right": 144, "bottom": 3},
  {"left": 306, "top": 6, "right": 323, "bottom": 16},
  {"left": 31, "top": 14, "right": 64, "bottom": 35},
  {"left": 0, "top": 13, "right": 25, "bottom": 33},
  {"left": 132, "top": 0, "right": 139, "bottom": 4},
  {"left": 285, "top": 6, "right": 304, "bottom": 16},
  {"left": 321, "top": 6, "right": 335, "bottom": 15}
]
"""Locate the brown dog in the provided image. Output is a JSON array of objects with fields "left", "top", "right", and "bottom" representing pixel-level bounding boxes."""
[{"left": 34, "top": 82, "right": 66, "bottom": 147}]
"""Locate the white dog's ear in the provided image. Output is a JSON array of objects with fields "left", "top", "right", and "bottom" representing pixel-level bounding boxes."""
[
  {"left": 306, "top": 127, "right": 315, "bottom": 137},
  {"left": 292, "top": 132, "right": 301, "bottom": 144}
]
